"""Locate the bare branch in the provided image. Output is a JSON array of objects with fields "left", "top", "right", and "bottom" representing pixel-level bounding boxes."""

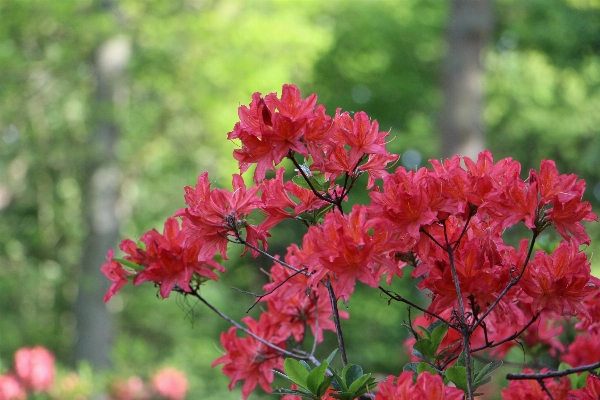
[
  {"left": 185, "top": 288, "right": 319, "bottom": 364},
  {"left": 323, "top": 275, "right": 348, "bottom": 366},
  {"left": 507, "top": 361, "right": 600, "bottom": 380}
]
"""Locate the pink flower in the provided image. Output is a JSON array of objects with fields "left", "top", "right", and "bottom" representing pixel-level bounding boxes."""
[
  {"left": 109, "top": 376, "right": 149, "bottom": 400},
  {"left": 151, "top": 368, "right": 188, "bottom": 400},
  {"left": 14, "top": 346, "right": 55, "bottom": 393},
  {"left": 0, "top": 374, "right": 26, "bottom": 400},
  {"left": 376, "top": 371, "right": 464, "bottom": 400}
]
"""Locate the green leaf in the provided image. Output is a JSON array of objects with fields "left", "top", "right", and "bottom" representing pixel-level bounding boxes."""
[
  {"left": 426, "top": 319, "right": 446, "bottom": 333},
  {"left": 272, "top": 388, "right": 314, "bottom": 397},
  {"left": 576, "top": 371, "right": 589, "bottom": 389},
  {"left": 413, "top": 339, "right": 435, "bottom": 360},
  {"left": 314, "top": 204, "right": 333, "bottom": 221},
  {"left": 293, "top": 174, "right": 313, "bottom": 190},
  {"left": 430, "top": 323, "right": 449, "bottom": 351},
  {"left": 299, "top": 360, "right": 312, "bottom": 372},
  {"left": 417, "top": 362, "right": 438, "bottom": 376},
  {"left": 325, "top": 349, "right": 338, "bottom": 365},
  {"left": 348, "top": 373, "right": 371, "bottom": 394},
  {"left": 330, "top": 377, "right": 342, "bottom": 392},
  {"left": 403, "top": 362, "right": 419, "bottom": 373},
  {"left": 411, "top": 348, "right": 427, "bottom": 362},
  {"left": 273, "top": 369, "right": 292, "bottom": 382},
  {"left": 283, "top": 358, "right": 310, "bottom": 390},
  {"left": 472, "top": 376, "right": 491, "bottom": 390},
  {"left": 435, "top": 343, "right": 459, "bottom": 361},
  {"left": 344, "top": 364, "right": 363, "bottom": 387},
  {"left": 316, "top": 375, "right": 335, "bottom": 397},
  {"left": 353, "top": 377, "right": 377, "bottom": 397},
  {"left": 312, "top": 171, "right": 329, "bottom": 190},
  {"left": 113, "top": 258, "right": 144, "bottom": 272},
  {"left": 416, "top": 325, "right": 432, "bottom": 340},
  {"left": 445, "top": 365, "right": 468, "bottom": 392},
  {"left": 306, "top": 361, "right": 328, "bottom": 395},
  {"left": 474, "top": 360, "right": 502, "bottom": 385},
  {"left": 292, "top": 172, "right": 327, "bottom": 192},
  {"left": 559, "top": 362, "right": 578, "bottom": 389}
]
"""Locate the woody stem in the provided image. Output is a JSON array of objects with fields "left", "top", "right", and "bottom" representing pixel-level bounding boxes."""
[{"left": 323, "top": 275, "right": 348, "bottom": 366}]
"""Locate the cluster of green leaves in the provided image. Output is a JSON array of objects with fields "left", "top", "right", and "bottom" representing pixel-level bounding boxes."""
[
  {"left": 274, "top": 351, "right": 376, "bottom": 400},
  {"left": 404, "top": 321, "right": 502, "bottom": 396}
]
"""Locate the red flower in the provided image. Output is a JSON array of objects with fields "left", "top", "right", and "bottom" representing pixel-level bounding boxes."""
[
  {"left": 299, "top": 205, "right": 400, "bottom": 297},
  {"left": 264, "top": 84, "right": 317, "bottom": 120},
  {"left": 534, "top": 159, "right": 584, "bottom": 205},
  {"left": 101, "top": 249, "right": 134, "bottom": 302},
  {"left": 336, "top": 111, "right": 388, "bottom": 162},
  {"left": 376, "top": 371, "right": 463, "bottom": 400},
  {"left": 547, "top": 196, "right": 597, "bottom": 245},
  {"left": 567, "top": 374, "right": 600, "bottom": 399},
  {"left": 520, "top": 240, "right": 597, "bottom": 317},
  {"left": 262, "top": 266, "right": 347, "bottom": 343},
  {"left": 180, "top": 172, "right": 265, "bottom": 259},
  {"left": 562, "top": 331, "right": 600, "bottom": 367},
  {"left": 131, "top": 217, "right": 225, "bottom": 298},
  {"left": 212, "top": 314, "right": 284, "bottom": 400},
  {"left": 502, "top": 369, "right": 571, "bottom": 400},
  {"left": 230, "top": 85, "right": 317, "bottom": 182},
  {"left": 370, "top": 167, "right": 437, "bottom": 241}
]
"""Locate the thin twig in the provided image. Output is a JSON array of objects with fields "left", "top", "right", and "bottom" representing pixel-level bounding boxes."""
[
  {"left": 234, "top": 267, "right": 308, "bottom": 312},
  {"left": 442, "top": 219, "right": 473, "bottom": 400},
  {"left": 287, "top": 151, "right": 334, "bottom": 204},
  {"left": 440, "top": 314, "right": 539, "bottom": 370},
  {"left": 419, "top": 227, "right": 446, "bottom": 251},
  {"left": 538, "top": 379, "right": 555, "bottom": 400},
  {"left": 378, "top": 286, "right": 457, "bottom": 330},
  {"left": 506, "top": 360, "right": 600, "bottom": 380},
  {"left": 469, "top": 230, "right": 540, "bottom": 334},
  {"left": 324, "top": 275, "right": 348, "bottom": 366},
  {"left": 187, "top": 288, "right": 319, "bottom": 364},
  {"left": 231, "top": 233, "right": 308, "bottom": 275}
]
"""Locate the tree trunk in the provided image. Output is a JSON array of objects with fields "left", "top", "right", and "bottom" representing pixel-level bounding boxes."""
[
  {"left": 439, "top": 0, "right": 494, "bottom": 159},
  {"left": 74, "top": 24, "right": 130, "bottom": 368}
]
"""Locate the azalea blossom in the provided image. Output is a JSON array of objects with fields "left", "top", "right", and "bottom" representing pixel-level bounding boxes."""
[
  {"left": 102, "top": 84, "right": 600, "bottom": 399},
  {"left": 212, "top": 314, "right": 285, "bottom": 400},
  {"left": 375, "top": 371, "right": 464, "bottom": 400}
]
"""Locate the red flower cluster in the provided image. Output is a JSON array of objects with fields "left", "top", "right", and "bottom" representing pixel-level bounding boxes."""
[
  {"left": 102, "top": 84, "right": 599, "bottom": 399},
  {"left": 502, "top": 369, "right": 572, "bottom": 400},
  {"left": 228, "top": 84, "right": 397, "bottom": 186},
  {"left": 376, "top": 371, "right": 464, "bottom": 400},
  {"left": 212, "top": 315, "right": 285, "bottom": 400},
  {"left": 102, "top": 217, "right": 225, "bottom": 300}
]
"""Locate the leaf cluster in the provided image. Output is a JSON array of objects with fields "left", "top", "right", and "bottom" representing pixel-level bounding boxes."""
[
  {"left": 404, "top": 321, "right": 502, "bottom": 396},
  {"left": 274, "top": 351, "right": 376, "bottom": 400}
]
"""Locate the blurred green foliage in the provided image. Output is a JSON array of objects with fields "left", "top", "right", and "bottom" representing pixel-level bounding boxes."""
[{"left": 1, "top": 0, "right": 599, "bottom": 398}]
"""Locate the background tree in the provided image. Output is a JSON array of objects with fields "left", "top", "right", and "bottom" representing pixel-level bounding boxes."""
[
  {"left": 75, "top": 0, "right": 130, "bottom": 368},
  {"left": 439, "top": 0, "right": 493, "bottom": 159}
]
